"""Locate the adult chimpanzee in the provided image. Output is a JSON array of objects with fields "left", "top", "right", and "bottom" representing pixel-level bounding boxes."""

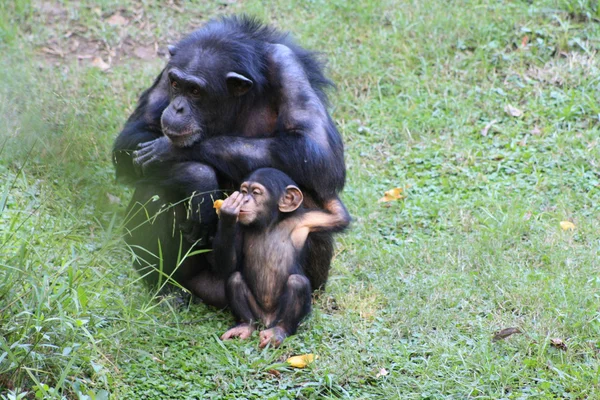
[
  {"left": 113, "top": 16, "right": 348, "bottom": 306},
  {"left": 216, "top": 168, "right": 349, "bottom": 347}
]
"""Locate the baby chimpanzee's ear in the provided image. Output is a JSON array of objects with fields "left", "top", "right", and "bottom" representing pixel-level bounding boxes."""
[{"left": 278, "top": 185, "right": 303, "bottom": 213}]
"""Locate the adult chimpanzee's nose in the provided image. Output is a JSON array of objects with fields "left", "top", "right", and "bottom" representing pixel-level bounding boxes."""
[{"left": 173, "top": 97, "right": 185, "bottom": 114}]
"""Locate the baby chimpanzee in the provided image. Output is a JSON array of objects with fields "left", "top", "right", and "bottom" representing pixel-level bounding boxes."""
[{"left": 214, "top": 168, "right": 349, "bottom": 347}]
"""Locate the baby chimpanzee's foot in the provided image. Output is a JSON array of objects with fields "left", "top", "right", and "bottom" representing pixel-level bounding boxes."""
[
  {"left": 221, "top": 323, "right": 255, "bottom": 341},
  {"left": 259, "top": 327, "right": 288, "bottom": 348}
]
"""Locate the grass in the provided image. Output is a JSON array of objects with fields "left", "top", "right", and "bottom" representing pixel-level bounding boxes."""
[{"left": 2, "top": 0, "right": 600, "bottom": 398}]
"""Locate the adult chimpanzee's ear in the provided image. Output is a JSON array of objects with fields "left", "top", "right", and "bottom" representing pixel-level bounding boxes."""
[
  {"left": 167, "top": 45, "right": 177, "bottom": 57},
  {"left": 226, "top": 72, "right": 253, "bottom": 97},
  {"left": 279, "top": 185, "right": 304, "bottom": 213}
]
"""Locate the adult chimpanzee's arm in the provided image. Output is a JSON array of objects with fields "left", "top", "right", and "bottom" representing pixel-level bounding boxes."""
[
  {"left": 112, "top": 70, "right": 170, "bottom": 182},
  {"left": 143, "top": 44, "right": 344, "bottom": 198},
  {"left": 202, "top": 43, "right": 345, "bottom": 200},
  {"left": 195, "top": 129, "right": 345, "bottom": 202}
]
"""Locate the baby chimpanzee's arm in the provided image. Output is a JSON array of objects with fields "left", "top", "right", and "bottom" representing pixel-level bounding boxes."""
[
  {"left": 290, "top": 196, "right": 350, "bottom": 249},
  {"left": 212, "top": 192, "right": 244, "bottom": 277}
]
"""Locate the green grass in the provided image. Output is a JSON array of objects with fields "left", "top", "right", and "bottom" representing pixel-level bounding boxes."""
[{"left": 2, "top": 0, "right": 600, "bottom": 398}]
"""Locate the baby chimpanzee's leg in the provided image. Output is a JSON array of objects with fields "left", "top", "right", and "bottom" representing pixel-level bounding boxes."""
[
  {"left": 222, "top": 272, "right": 263, "bottom": 341},
  {"left": 259, "top": 274, "right": 311, "bottom": 348}
]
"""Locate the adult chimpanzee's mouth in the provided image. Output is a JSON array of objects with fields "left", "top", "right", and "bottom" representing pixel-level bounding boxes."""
[{"left": 163, "top": 128, "right": 202, "bottom": 147}]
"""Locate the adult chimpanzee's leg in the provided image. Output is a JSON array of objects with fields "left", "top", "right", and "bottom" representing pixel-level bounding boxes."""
[
  {"left": 123, "top": 184, "right": 187, "bottom": 290},
  {"left": 123, "top": 162, "right": 221, "bottom": 293},
  {"left": 182, "top": 267, "right": 227, "bottom": 308},
  {"left": 163, "top": 162, "right": 223, "bottom": 244},
  {"left": 259, "top": 274, "right": 311, "bottom": 348}
]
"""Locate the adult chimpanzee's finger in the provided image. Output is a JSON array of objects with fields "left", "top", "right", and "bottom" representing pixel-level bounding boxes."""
[
  {"left": 133, "top": 157, "right": 143, "bottom": 176},
  {"left": 133, "top": 144, "right": 153, "bottom": 159},
  {"left": 133, "top": 150, "right": 151, "bottom": 165},
  {"left": 137, "top": 140, "right": 155, "bottom": 149}
]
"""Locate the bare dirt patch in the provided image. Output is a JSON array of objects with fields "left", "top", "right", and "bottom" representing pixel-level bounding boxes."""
[{"left": 30, "top": 0, "right": 215, "bottom": 70}]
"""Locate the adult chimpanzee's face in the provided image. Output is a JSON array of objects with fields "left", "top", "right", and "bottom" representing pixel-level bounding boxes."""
[
  {"left": 160, "top": 52, "right": 254, "bottom": 147},
  {"left": 160, "top": 67, "right": 206, "bottom": 147}
]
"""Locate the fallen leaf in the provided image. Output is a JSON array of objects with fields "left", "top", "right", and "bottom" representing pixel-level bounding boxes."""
[
  {"left": 560, "top": 221, "right": 575, "bottom": 231},
  {"left": 376, "top": 368, "right": 389, "bottom": 378},
  {"left": 521, "top": 35, "right": 529, "bottom": 47},
  {"left": 531, "top": 126, "right": 541, "bottom": 135},
  {"left": 378, "top": 188, "right": 405, "bottom": 203},
  {"left": 492, "top": 327, "right": 521, "bottom": 342},
  {"left": 504, "top": 104, "right": 523, "bottom": 117},
  {"left": 550, "top": 338, "right": 567, "bottom": 351},
  {"left": 107, "top": 13, "right": 128, "bottom": 26},
  {"left": 91, "top": 57, "right": 110, "bottom": 71},
  {"left": 481, "top": 119, "right": 498, "bottom": 136},
  {"left": 286, "top": 354, "right": 317, "bottom": 368},
  {"left": 267, "top": 369, "right": 281, "bottom": 378}
]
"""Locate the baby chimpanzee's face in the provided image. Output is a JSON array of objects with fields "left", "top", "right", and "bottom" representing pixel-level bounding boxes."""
[{"left": 237, "top": 181, "right": 273, "bottom": 227}]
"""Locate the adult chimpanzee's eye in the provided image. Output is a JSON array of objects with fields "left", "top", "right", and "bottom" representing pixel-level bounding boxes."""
[
  {"left": 171, "top": 81, "right": 178, "bottom": 89},
  {"left": 191, "top": 88, "right": 200, "bottom": 96}
]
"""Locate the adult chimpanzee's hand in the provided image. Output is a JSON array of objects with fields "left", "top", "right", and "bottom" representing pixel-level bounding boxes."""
[{"left": 132, "top": 136, "right": 174, "bottom": 175}]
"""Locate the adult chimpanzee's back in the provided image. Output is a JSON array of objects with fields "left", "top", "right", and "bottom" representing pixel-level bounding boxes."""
[{"left": 113, "top": 16, "right": 349, "bottom": 305}]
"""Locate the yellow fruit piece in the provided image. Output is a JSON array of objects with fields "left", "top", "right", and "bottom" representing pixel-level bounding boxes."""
[
  {"left": 286, "top": 354, "right": 317, "bottom": 368},
  {"left": 213, "top": 199, "right": 224, "bottom": 216},
  {"left": 560, "top": 221, "right": 575, "bottom": 231},
  {"left": 378, "top": 187, "right": 404, "bottom": 203}
]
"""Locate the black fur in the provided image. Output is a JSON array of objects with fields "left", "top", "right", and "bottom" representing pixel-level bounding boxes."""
[{"left": 112, "top": 16, "right": 348, "bottom": 303}]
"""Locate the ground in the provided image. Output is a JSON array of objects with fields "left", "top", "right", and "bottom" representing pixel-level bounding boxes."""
[{"left": 1, "top": 0, "right": 600, "bottom": 398}]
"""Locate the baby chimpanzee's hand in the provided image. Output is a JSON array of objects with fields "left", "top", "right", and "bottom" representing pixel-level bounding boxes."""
[{"left": 219, "top": 191, "right": 244, "bottom": 224}]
